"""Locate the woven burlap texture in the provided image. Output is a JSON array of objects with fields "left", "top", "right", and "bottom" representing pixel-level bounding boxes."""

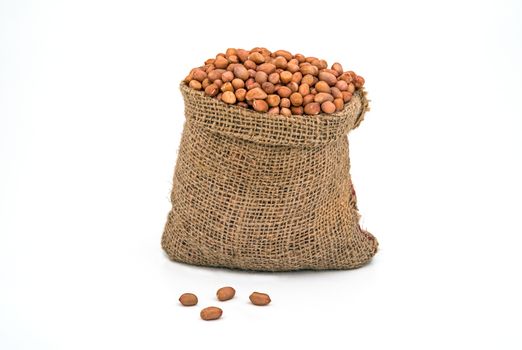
[{"left": 161, "top": 83, "right": 378, "bottom": 271}]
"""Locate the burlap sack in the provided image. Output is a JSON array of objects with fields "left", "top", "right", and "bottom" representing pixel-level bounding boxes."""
[{"left": 161, "top": 83, "right": 378, "bottom": 271}]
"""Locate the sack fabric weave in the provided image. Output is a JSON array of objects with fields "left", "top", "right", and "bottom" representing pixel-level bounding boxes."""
[{"left": 161, "top": 83, "right": 378, "bottom": 271}]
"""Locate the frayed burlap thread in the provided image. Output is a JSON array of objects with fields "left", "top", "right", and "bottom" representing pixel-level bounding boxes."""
[{"left": 161, "top": 83, "right": 378, "bottom": 271}]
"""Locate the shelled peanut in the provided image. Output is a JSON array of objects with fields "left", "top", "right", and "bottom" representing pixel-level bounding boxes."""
[{"left": 183, "top": 48, "right": 365, "bottom": 116}]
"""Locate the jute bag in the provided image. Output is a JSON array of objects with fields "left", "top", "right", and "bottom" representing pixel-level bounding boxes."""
[{"left": 161, "top": 83, "right": 378, "bottom": 271}]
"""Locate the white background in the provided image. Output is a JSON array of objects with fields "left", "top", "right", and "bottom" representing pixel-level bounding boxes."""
[{"left": 1, "top": 0, "right": 521, "bottom": 349}]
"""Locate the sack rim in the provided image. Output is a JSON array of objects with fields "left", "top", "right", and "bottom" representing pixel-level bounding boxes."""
[{"left": 179, "top": 82, "right": 369, "bottom": 147}]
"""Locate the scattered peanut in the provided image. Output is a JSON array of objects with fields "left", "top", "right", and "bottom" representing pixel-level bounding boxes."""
[
  {"left": 179, "top": 293, "right": 198, "bottom": 306},
  {"left": 216, "top": 287, "right": 236, "bottom": 301},
  {"left": 249, "top": 292, "right": 271, "bottom": 306},
  {"left": 200, "top": 306, "right": 223, "bottom": 321}
]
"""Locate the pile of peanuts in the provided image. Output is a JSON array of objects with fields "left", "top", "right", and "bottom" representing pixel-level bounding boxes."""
[
  {"left": 179, "top": 287, "right": 271, "bottom": 321},
  {"left": 184, "top": 48, "right": 365, "bottom": 116}
]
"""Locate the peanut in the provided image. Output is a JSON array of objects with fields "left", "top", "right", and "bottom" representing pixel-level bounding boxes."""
[
  {"left": 216, "top": 286, "right": 236, "bottom": 301},
  {"left": 193, "top": 69, "right": 207, "bottom": 82},
  {"left": 208, "top": 69, "right": 224, "bottom": 82},
  {"left": 280, "top": 97, "right": 291, "bottom": 108},
  {"left": 235, "top": 88, "right": 247, "bottom": 101},
  {"left": 220, "top": 82, "right": 233, "bottom": 92},
  {"left": 268, "top": 72, "right": 280, "bottom": 84},
  {"left": 221, "top": 71, "right": 234, "bottom": 82},
  {"left": 249, "top": 292, "right": 271, "bottom": 306},
  {"left": 318, "top": 71, "right": 337, "bottom": 86},
  {"left": 334, "top": 98, "right": 344, "bottom": 111},
  {"left": 214, "top": 56, "right": 228, "bottom": 69},
  {"left": 298, "top": 83, "right": 310, "bottom": 96},
  {"left": 314, "top": 92, "right": 334, "bottom": 104},
  {"left": 291, "top": 106, "right": 304, "bottom": 115},
  {"left": 189, "top": 80, "right": 202, "bottom": 90},
  {"left": 280, "top": 107, "right": 292, "bottom": 116},
  {"left": 332, "top": 62, "right": 343, "bottom": 75},
  {"left": 331, "top": 87, "right": 343, "bottom": 99},
  {"left": 253, "top": 99, "right": 269, "bottom": 112},
  {"left": 179, "top": 293, "right": 198, "bottom": 306},
  {"left": 221, "top": 91, "right": 236, "bottom": 104},
  {"left": 231, "top": 78, "right": 245, "bottom": 90},
  {"left": 315, "top": 81, "right": 330, "bottom": 93},
  {"left": 290, "top": 92, "right": 303, "bottom": 106},
  {"left": 200, "top": 306, "right": 223, "bottom": 321},
  {"left": 342, "top": 91, "right": 353, "bottom": 102},
  {"left": 335, "top": 80, "right": 348, "bottom": 91},
  {"left": 246, "top": 87, "right": 267, "bottom": 100},
  {"left": 277, "top": 86, "right": 292, "bottom": 98},
  {"left": 273, "top": 56, "right": 288, "bottom": 69},
  {"left": 304, "top": 102, "right": 321, "bottom": 115},
  {"left": 233, "top": 65, "right": 249, "bottom": 80},
  {"left": 300, "top": 64, "right": 318, "bottom": 76},
  {"left": 303, "top": 93, "right": 315, "bottom": 105},
  {"left": 204, "top": 84, "right": 219, "bottom": 97},
  {"left": 261, "top": 82, "right": 276, "bottom": 94},
  {"left": 249, "top": 52, "right": 265, "bottom": 64},
  {"left": 257, "top": 63, "right": 276, "bottom": 74},
  {"left": 267, "top": 94, "right": 281, "bottom": 107},
  {"left": 280, "top": 71, "right": 293, "bottom": 84},
  {"left": 274, "top": 49, "right": 293, "bottom": 60},
  {"left": 268, "top": 106, "right": 280, "bottom": 114},
  {"left": 321, "top": 101, "right": 336, "bottom": 113}
]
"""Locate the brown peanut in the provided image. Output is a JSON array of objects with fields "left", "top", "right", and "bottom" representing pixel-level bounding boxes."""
[
  {"left": 189, "top": 80, "right": 202, "bottom": 90},
  {"left": 334, "top": 98, "right": 344, "bottom": 111},
  {"left": 235, "top": 88, "right": 247, "bottom": 101},
  {"left": 290, "top": 92, "right": 303, "bottom": 106},
  {"left": 262, "top": 82, "right": 276, "bottom": 94},
  {"left": 216, "top": 286, "right": 236, "bottom": 301},
  {"left": 246, "top": 87, "right": 268, "bottom": 100},
  {"left": 233, "top": 65, "right": 249, "bottom": 80},
  {"left": 193, "top": 69, "right": 207, "bottom": 82},
  {"left": 315, "top": 81, "right": 330, "bottom": 93},
  {"left": 314, "top": 92, "right": 334, "bottom": 103},
  {"left": 280, "top": 97, "right": 291, "bottom": 108},
  {"left": 300, "top": 64, "right": 318, "bottom": 76},
  {"left": 200, "top": 306, "right": 222, "bottom": 321},
  {"left": 280, "top": 107, "right": 292, "bottom": 116},
  {"left": 249, "top": 292, "right": 271, "bottom": 306},
  {"left": 249, "top": 52, "right": 265, "bottom": 64},
  {"left": 268, "top": 72, "right": 280, "bottom": 84},
  {"left": 318, "top": 71, "right": 337, "bottom": 86},
  {"left": 273, "top": 56, "right": 288, "bottom": 69},
  {"left": 204, "top": 84, "right": 219, "bottom": 97},
  {"left": 280, "top": 71, "right": 293, "bottom": 84},
  {"left": 274, "top": 49, "right": 292, "bottom": 60},
  {"left": 179, "top": 293, "right": 198, "bottom": 306},
  {"left": 214, "top": 56, "right": 228, "bottom": 69},
  {"left": 321, "top": 101, "right": 336, "bottom": 113},
  {"left": 221, "top": 71, "right": 234, "bottom": 82},
  {"left": 277, "top": 86, "right": 292, "bottom": 98},
  {"left": 332, "top": 62, "right": 343, "bottom": 75},
  {"left": 253, "top": 99, "right": 269, "bottom": 112},
  {"left": 221, "top": 91, "right": 236, "bottom": 104},
  {"left": 304, "top": 102, "right": 321, "bottom": 115},
  {"left": 231, "top": 78, "right": 245, "bottom": 90},
  {"left": 267, "top": 94, "right": 281, "bottom": 107},
  {"left": 303, "top": 93, "right": 315, "bottom": 105},
  {"left": 268, "top": 106, "right": 280, "bottom": 115},
  {"left": 257, "top": 63, "right": 276, "bottom": 74}
]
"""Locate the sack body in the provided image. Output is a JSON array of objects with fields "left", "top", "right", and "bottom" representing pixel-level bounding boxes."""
[{"left": 162, "top": 84, "right": 378, "bottom": 271}]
